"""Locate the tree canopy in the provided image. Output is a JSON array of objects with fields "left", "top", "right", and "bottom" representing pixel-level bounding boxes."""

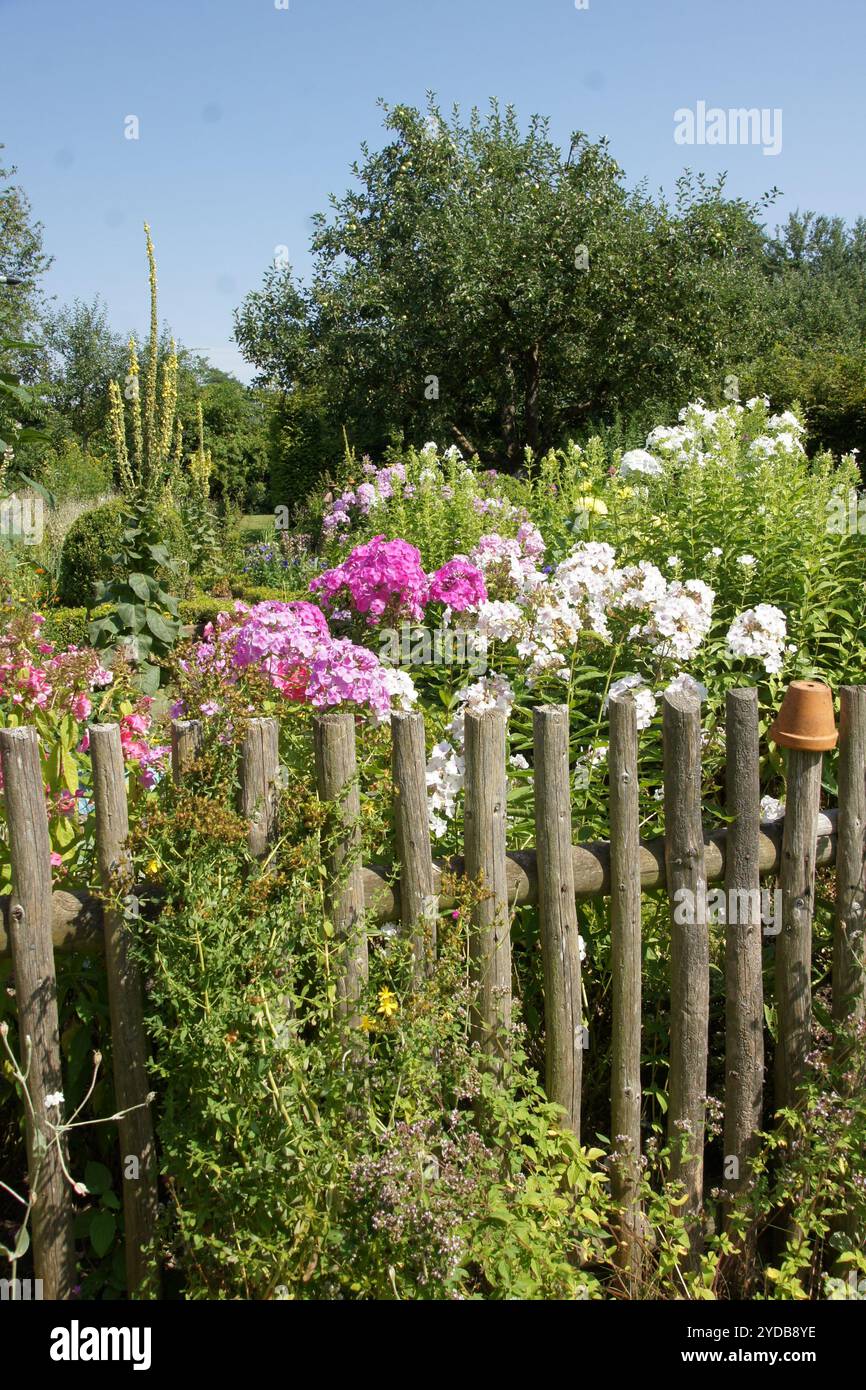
[
  {"left": 235, "top": 99, "right": 779, "bottom": 469},
  {"left": 0, "top": 148, "right": 52, "bottom": 346}
]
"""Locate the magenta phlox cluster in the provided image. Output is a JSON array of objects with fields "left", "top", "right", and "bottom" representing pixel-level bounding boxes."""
[
  {"left": 310, "top": 536, "right": 430, "bottom": 626},
  {"left": 427, "top": 556, "right": 488, "bottom": 613}
]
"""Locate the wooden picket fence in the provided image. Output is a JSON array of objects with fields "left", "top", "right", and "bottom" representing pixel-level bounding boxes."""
[{"left": 1, "top": 685, "right": 865, "bottom": 1298}]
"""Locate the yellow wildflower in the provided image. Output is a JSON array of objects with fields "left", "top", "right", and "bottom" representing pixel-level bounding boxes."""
[
  {"left": 377, "top": 987, "right": 399, "bottom": 1019},
  {"left": 145, "top": 858, "right": 160, "bottom": 877}
]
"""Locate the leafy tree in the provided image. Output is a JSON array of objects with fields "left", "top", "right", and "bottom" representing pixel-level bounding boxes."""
[
  {"left": 0, "top": 148, "right": 52, "bottom": 348},
  {"left": 40, "top": 297, "right": 126, "bottom": 450},
  {"left": 175, "top": 358, "right": 271, "bottom": 510},
  {"left": 235, "top": 99, "right": 775, "bottom": 471},
  {"left": 267, "top": 382, "right": 344, "bottom": 514},
  {"left": 763, "top": 211, "right": 866, "bottom": 348},
  {"left": 0, "top": 151, "right": 52, "bottom": 481},
  {"left": 0, "top": 336, "right": 50, "bottom": 494},
  {"left": 741, "top": 212, "right": 866, "bottom": 459}
]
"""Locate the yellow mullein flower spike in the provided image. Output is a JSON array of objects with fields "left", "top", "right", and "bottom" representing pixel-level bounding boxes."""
[
  {"left": 191, "top": 401, "right": 213, "bottom": 504},
  {"left": 142, "top": 222, "right": 160, "bottom": 487},
  {"left": 107, "top": 379, "right": 132, "bottom": 495},
  {"left": 127, "top": 335, "right": 143, "bottom": 483},
  {"left": 158, "top": 338, "right": 178, "bottom": 467}
]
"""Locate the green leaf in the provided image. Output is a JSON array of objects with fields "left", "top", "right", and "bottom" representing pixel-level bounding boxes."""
[
  {"left": 116, "top": 601, "right": 144, "bottom": 631},
  {"left": 13, "top": 470, "right": 55, "bottom": 504},
  {"left": 88, "top": 614, "right": 121, "bottom": 646},
  {"left": 139, "top": 662, "right": 160, "bottom": 695},
  {"left": 84, "top": 1160, "right": 112, "bottom": 1196},
  {"left": 60, "top": 749, "right": 79, "bottom": 794},
  {"left": 89, "top": 1209, "right": 116, "bottom": 1258},
  {"left": 12, "top": 1222, "right": 30, "bottom": 1260},
  {"left": 52, "top": 814, "right": 76, "bottom": 848},
  {"left": 128, "top": 572, "right": 152, "bottom": 601},
  {"left": 145, "top": 609, "right": 177, "bottom": 644},
  {"left": 0, "top": 338, "right": 43, "bottom": 352}
]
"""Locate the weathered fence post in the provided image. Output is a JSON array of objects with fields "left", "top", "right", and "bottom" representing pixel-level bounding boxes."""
[
  {"left": 722, "top": 689, "right": 763, "bottom": 1290},
  {"left": 464, "top": 708, "right": 511, "bottom": 1072},
  {"left": 834, "top": 686, "right": 866, "bottom": 1038},
  {"left": 775, "top": 748, "right": 822, "bottom": 1111},
  {"left": 171, "top": 718, "right": 203, "bottom": 784},
  {"left": 90, "top": 724, "right": 160, "bottom": 1299},
  {"left": 241, "top": 716, "right": 280, "bottom": 858},
  {"left": 391, "top": 711, "right": 436, "bottom": 983},
  {"left": 663, "top": 690, "right": 709, "bottom": 1233},
  {"left": 832, "top": 686, "right": 866, "bottom": 1262},
  {"left": 723, "top": 690, "right": 764, "bottom": 1207},
  {"left": 608, "top": 694, "right": 642, "bottom": 1279},
  {"left": 533, "top": 705, "right": 582, "bottom": 1137},
  {"left": 0, "top": 726, "right": 76, "bottom": 1299},
  {"left": 313, "top": 712, "right": 368, "bottom": 1026}
]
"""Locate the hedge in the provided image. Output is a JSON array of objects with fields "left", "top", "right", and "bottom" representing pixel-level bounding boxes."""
[{"left": 42, "top": 604, "right": 112, "bottom": 650}]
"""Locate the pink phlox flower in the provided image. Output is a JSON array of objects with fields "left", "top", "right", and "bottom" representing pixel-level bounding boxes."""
[
  {"left": 428, "top": 557, "right": 487, "bottom": 613},
  {"left": 310, "top": 536, "right": 428, "bottom": 625}
]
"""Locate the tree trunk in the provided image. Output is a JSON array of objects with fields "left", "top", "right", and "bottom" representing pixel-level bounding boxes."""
[
  {"left": 524, "top": 342, "right": 541, "bottom": 454},
  {"left": 500, "top": 354, "right": 518, "bottom": 469}
]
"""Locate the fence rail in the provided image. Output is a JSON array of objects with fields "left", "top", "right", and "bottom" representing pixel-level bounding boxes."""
[
  {"left": 1, "top": 685, "right": 865, "bottom": 1297},
  {"left": 0, "top": 810, "right": 842, "bottom": 956}
]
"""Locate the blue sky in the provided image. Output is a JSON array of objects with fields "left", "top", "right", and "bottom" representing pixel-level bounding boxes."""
[{"left": 2, "top": 0, "right": 864, "bottom": 381}]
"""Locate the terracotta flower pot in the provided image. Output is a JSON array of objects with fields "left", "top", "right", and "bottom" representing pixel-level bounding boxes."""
[{"left": 769, "top": 680, "right": 838, "bottom": 752}]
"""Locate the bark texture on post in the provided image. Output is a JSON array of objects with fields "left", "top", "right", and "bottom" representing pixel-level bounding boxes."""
[
  {"left": 464, "top": 708, "right": 511, "bottom": 1070},
  {"left": 313, "top": 713, "right": 368, "bottom": 1024},
  {"left": 391, "top": 711, "right": 436, "bottom": 983},
  {"left": 533, "top": 705, "right": 582, "bottom": 1137},
  {"left": 170, "top": 718, "right": 203, "bottom": 784},
  {"left": 240, "top": 717, "right": 280, "bottom": 858},
  {"left": 775, "top": 749, "right": 823, "bottom": 1111},
  {"left": 90, "top": 724, "right": 160, "bottom": 1299},
  {"left": 723, "top": 689, "right": 764, "bottom": 1201},
  {"left": 608, "top": 694, "right": 642, "bottom": 1278},
  {"left": 834, "top": 687, "right": 866, "bottom": 1036},
  {"left": 0, "top": 726, "right": 76, "bottom": 1299},
  {"left": 663, "top": 690, "right": 709, "bottom": 1226}
]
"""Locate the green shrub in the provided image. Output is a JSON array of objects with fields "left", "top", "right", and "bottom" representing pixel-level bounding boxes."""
[
  {"left": 58, "top": 498, "right": 189, "bottom": 608},
  {"left": 41, "top": 440, "right": 112, "bottom": 502},
  {"left": 228, "top": 582, "right": 306, "bottom": 604},
  {"left": 742, "top": 344, "right": 866, "bottom": 464},
  {"left": 154, "top": 504, "right": 190, "bottom": 590},
  {"left": 268, "top": 384, "right": 343, "bottom": 514},
  {"left": 57, "top": 499, "right": 128, "bottom": 607},
  {"left": 178, "top": 594, "right": 230, "bottom": 631},
  {"left": 42, "top": 603, "right": 112, "bottom": 649}
]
